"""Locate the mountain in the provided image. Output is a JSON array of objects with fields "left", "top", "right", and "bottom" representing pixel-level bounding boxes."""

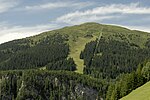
[{"left": 0, "top": 22, "right": 150, "bottom": 100}]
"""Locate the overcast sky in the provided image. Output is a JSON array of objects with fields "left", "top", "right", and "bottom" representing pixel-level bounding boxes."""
[{"left": 0, "top": 0, "right": 150, "bottom": 44}]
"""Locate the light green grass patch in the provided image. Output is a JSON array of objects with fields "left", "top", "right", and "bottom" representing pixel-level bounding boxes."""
[
  {"left": 121, "top": 81, "right": 150, "bottom": 100},
  {"left": 68, "top": 36, "right": 97, "bottom": 74}
]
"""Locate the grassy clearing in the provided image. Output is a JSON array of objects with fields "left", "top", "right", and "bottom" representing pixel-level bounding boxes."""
[
  {"left": 121, "top": 81, "right": 150, "bottom": 100},
  {"left": 68, "top": 36, "right": 97, "bottom": 74}
]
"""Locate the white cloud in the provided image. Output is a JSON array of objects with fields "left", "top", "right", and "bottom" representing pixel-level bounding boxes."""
[
  {"left": 0, "top": 0, "right": 19, "bottom": 13},
  {"left": 1, "top": 2, "right": 150, "bottom": 44},
  {"left": 56, "top": 2, "right": 150, "bottom": 25},
  {"left": 57, "top": 14, "right": 117, "bottom": 25},
  {"left": 24, "top": 1, "right": 94, "bottom": 11},
  {"left": 126, "top": 25, "right": 150, "bottom": 33},
  {"left": 0, "top": 23, "right": 60, "bottom": 44}
]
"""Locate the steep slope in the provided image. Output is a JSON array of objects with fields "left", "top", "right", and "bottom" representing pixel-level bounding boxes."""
[{"left": 121, "top": 81, "right": 150, "bottom": 100}]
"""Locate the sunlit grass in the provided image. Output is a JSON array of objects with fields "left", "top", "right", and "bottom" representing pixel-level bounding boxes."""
[
  {"left": 121, "top": 81, "right": 150, "bottom": 100},
  {"left": 69, "top": 36, "right": 97, "bottom": 74}
]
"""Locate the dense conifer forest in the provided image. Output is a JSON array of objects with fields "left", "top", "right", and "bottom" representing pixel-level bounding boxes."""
[
  {"left": 81, "top": 37, "right": 150, "bottom": 79},
  {"left": 0, "top": 70, "right": 108, "bottom": 100},
  {"left": 0, "top": 34, "right": 76, "bottom": 71}
]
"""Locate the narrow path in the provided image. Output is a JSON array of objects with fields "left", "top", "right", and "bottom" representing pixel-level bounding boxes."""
[
  {"left": 94, "top": 28, "right": 103, "bottom": 56},
  {"left": 89, "top": 28, "right": 103, "bottom": 67}
]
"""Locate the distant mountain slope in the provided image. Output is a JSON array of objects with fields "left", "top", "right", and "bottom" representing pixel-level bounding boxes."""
[
  {"left": 0, "top": 22, "right": 150, "bottom": 100},
  {"left": 0, "top": 22, "right": 149, "bottom": 73},
  {"left": 121, "top": 81, "right": 150, "bottom": 100},
  {"left": 32, "top": 22, "right": 150, "bottom": 73}
]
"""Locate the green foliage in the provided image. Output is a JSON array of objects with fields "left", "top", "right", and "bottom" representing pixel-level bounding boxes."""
[
  {"left": 82, "top": 38, "right": 150, "bottom": 79},
  {"left": 0, "top": 71, "right": 23, "bottom": 100},
  {"left": 145, "top": 38, "right": 150, "bottom": 48},
  {"left": 0, "top": 22, "right": 150, "bottom": 100},
  {"left": 81, "top": 40, "right": 97, "bottom": 67},
  {"left": 46, "top": 58, "right": 76, "bottom": 71},
  {"left": 141, "top": 62, "right": 150, "bottom": 81},
  {"left": 0, "top": 70, "right": 108, "bottom": 100},
  {"left": 121, "top": 81, "right": 150, "bottom": 100},
  {"left": 0, "top": 34, "right": 76, "bottom": 71},
  {"left": 106, "top": 61, "right": 150, "bottom": 100}
]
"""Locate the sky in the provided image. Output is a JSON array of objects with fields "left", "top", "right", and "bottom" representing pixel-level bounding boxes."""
[{"left": 0, "top": 0, "right": 150, "bottom": 44}]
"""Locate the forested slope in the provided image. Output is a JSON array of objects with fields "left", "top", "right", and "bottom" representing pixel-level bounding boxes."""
[
  {"left": 0, "top": 34, "right": 76, "bottom": 71},
  {"left": 0, "top": 70, "right": 107, "bottom": 100},
  {"left": 0, "top": 22, "right": 150, "bottom": 100}
]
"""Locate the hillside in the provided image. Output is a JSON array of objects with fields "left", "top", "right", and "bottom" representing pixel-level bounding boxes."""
[
  {"left": 0, "top": 70, "right": 107, "bottom": 100},
  {"left": 31, "top": 22, "right": 150, "bottom": 73},
  {"left": 0, "top": 22, "right": 149, "bottom": 72},
  {"left": 121, "top": 81, "right": 150, "bottom": 100},
  {"left": 0, "top": 22, "right": 150, "bottom": 100}
]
